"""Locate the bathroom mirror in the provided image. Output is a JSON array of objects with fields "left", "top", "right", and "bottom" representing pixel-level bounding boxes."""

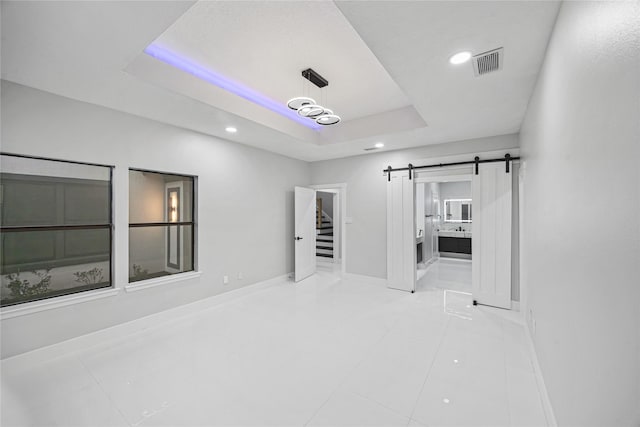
[{"left": 444, "top": 199, "right": 472, "bottom": 223}]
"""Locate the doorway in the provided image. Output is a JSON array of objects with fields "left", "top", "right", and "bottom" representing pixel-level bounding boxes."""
[
  {"left": 415, "top": 175, "right": 472, "bottom": 292},
  {"left": 309, "top": 183, "right": 347, "bottom": 276},
  {"left": 386, "top": 158, "right": 517, "bottom": 310},
  {"left": 315, "top": 191, "right": 338, "bottom": 262}
]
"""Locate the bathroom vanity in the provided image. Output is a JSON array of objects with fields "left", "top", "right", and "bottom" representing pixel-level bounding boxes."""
[{"left": 438, "top": 230, "right": 472, "bottom": 255}]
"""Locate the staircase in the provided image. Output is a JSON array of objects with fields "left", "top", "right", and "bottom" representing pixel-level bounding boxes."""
[{"left": 316, "top": 210, "right": 334, "bottom": 259}]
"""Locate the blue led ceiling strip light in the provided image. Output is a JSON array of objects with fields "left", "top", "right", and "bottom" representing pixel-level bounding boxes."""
[{"left": 144, "top": 44, "right": 321, "bottom": 130}]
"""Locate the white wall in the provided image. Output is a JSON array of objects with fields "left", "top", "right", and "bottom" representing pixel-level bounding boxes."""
[
  {"left": 519, "top": 1, "right": 640, "bottom": 424},
  {"left": 310, "top": 134, "right": 519, "bottom": 279},
  {"left": 0, "top": 81, "right": 310, "bottom": 358}
]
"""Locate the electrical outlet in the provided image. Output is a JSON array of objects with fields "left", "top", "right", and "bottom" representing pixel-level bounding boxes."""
[
  {"left": 238, "top": 272, "right": 243, "bottom": 280},
  {"left": 223, "top": 275, "right": 229, "bottom": 285}
]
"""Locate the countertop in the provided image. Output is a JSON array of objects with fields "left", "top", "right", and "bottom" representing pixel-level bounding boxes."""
[{"left": 438, "top": 230, "right": 472, "bottom": 238}]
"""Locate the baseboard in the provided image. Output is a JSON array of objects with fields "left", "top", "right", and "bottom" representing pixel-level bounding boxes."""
[
  {"left": 1, "top": 273, "right": 292, "bottom": 364},
  {"left": 511, "top": 301, "right": 520, "bottom": 312},
  {"left": 524, "top": 324, "right": 557, "bottom": 427}
]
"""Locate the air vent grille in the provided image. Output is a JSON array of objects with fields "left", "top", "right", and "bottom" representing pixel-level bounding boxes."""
[{"left": 472, "top": 47, "right": 503, "bottom": 76}]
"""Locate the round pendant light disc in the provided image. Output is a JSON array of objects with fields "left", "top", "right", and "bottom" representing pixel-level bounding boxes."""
[
  {"left": 316, "top": 114, "right": 341, "bottom": 125},
  {"left": 287, "top": 97, "right": 316, "bottom": 110},
  {"left": 298, "top": 104, "right": 325, "bottom": 118}
]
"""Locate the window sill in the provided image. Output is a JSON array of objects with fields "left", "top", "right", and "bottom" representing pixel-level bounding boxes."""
[
  {"left": 1, "top": 287, "right": 120, "bottom": 320},
  {"left": 124, "top": 271, "right": 202, "bottom": 293}
]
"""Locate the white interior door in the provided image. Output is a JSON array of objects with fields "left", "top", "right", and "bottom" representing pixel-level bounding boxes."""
[
  {"left": 472, "top": 162, "right": 512, "bottom": 308},
  {"left": 294, "top": 186, "right": 316, "bottom": 282},
  {"left": 387, "top": 174, "right": 416, "bottom": 292}
]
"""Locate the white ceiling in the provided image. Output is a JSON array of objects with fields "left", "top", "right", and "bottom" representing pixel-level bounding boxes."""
[
  {"left": 0, "top": 1, "right": 560, "bottom": 162},
  {"left": 150, "top": 1, "right": 412, "bottom": 122}
]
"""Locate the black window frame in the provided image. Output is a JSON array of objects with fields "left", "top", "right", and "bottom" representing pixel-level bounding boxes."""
[
  {"left": 0, "top": 152, "right": 114, "bottom": 307},
  {"left": 128, "top": 167, "right": 196, "bottom": 283}
]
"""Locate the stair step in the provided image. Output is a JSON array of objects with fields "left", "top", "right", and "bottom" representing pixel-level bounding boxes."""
[
  {"left": 318, "top": 232, "right": 333, "bottom": 236},
  {"left": 317, "top": 226, "right": 333, "bottom": 230},
  {"left": 316, "top": 245, "right": 333, "bottom": 250},
  {"left": 316, "top": 253, "right": 333, "bottom": 258}
]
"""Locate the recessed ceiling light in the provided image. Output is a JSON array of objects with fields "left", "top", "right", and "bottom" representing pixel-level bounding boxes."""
[
  {"left": 375, "top": 142, "right": 385, "bottom": 148},
  {"left": 225, "top": 126, "right": 237, "bottom": 133},
  {"left": 449, "top": 51, "right": 472, "bottom": 65}
]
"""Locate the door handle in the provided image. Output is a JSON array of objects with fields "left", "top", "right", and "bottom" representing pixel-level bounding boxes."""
[{"left": 295, "top": 236, "right": 303, "bottom": 241}]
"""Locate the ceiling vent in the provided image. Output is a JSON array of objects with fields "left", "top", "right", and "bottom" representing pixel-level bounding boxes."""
[{"left": 472, "top": 47, "right": 503, "bottom": 76}]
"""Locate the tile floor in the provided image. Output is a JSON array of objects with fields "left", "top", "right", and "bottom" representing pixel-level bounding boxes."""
[{"left": 1, "top": 259, "right": 547, "bottom": 426}]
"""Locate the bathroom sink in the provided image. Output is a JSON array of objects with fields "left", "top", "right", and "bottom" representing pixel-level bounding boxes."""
[{"left": 438, "top": 230, "right": 472, "bottom": 238}]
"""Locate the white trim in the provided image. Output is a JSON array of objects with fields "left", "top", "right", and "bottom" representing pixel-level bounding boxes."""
[
  {"left": 511, "top": 301, "right": 521, "bottom": 312},
  {"left": 309, "top": 183, "right": 347, "bottom": 276},
  {"left": 1, "top": 288, "right": 120, "bottom": 320},
  {"left": 2, "top": 273, "right": 292, "bottom": 363},
  {"left": 124, "top": 270, "right": 202, "bottom": 293},
  {"left": 524, "top": 324, "right": 557, "bottom": 427}
]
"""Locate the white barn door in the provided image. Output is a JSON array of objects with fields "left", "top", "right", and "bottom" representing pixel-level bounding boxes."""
[
  {"left": 387, "top": 174, "right": 416, "bottom": 292},
  {"left": 472, "top": 162, "right": 512, "bottom": 308}
]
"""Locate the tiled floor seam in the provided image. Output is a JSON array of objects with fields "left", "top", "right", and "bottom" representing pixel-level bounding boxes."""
[
  {"left": 302, "top": 312, "right": 404, "bottom": 426},
  {"left": 407, "top": 314, "right": 452, "bottom": 423},
  {"left": 350, "top": 389, "right": 413, "bottom": 424},
  {"left": 75, "top": 353, "right": 132, "bottom": 427},
  {"left": 500, "top": 319, "right": 514, "bottom": 427}
]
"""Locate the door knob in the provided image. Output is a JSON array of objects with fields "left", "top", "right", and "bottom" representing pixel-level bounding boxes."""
[{"left": 295, "top": 236, "right": 303, "bottom": 241}]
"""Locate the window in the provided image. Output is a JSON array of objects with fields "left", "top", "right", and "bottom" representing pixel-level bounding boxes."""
[
  {"left": 129, "top": 169, "right": 195, "bottom": 283},
  {"left": 0, "top": 154, "right": 113, "bottom": 307}
]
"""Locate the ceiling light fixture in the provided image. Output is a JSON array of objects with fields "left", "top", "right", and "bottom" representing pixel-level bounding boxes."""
[
  {"left": 225, "top": 126, "right": 237, "bottom": 133},
  {"left": 287, "top": 96, "right": 315, "bottom": 110},
  {"left": 298, "top": 104, "right": 325, "bottom": 118},
  {"left": 449, "top": 51, "right": 472, "bottom": 65},
  {"left": 375, "top": 142, "right": 385, "bottom": 148},
  {"left": 287, "top": 68, "right": 340, "bottom": 126}
]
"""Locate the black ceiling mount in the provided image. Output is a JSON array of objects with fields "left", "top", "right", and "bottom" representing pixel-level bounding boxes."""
[{"left": 302, "top": 68, "right": 328, "bottom": 88}]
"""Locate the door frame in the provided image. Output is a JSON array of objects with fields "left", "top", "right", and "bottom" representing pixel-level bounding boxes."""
[
  {"left": 385, "top": 149, "right": 520, "bottom": 307},
  {"left": 309, "top": 183, "right": 347, "bottom": 276},
  {"left": 415, "top": 172, "right": 473, "bottom": 265}
]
